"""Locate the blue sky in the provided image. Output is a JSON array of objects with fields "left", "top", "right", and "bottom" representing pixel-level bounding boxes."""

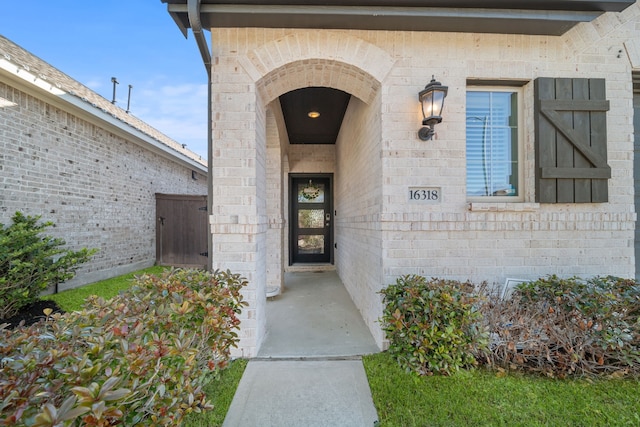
[{"left": 2, "top": 1, "right": 209, "bottom": 159}]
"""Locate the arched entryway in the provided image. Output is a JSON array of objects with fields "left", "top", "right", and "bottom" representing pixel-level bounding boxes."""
[
  {"left": 259, "top": 56, "right": 384, "bottom": 290},
  {"left": 210, "top": 30, "right": 394, "bottom": 357}
]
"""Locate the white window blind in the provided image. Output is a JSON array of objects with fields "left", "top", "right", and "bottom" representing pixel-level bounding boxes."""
[{"left": 466, "top": 90, "right": 519, "bottom": 198}]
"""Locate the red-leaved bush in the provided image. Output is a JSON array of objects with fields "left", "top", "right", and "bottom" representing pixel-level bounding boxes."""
[
  {"left": 0, "top": 268, "right": 247, "bottom": 426},
  {"left": 380, "top": 274, "right": 640, "bottom": 379}
]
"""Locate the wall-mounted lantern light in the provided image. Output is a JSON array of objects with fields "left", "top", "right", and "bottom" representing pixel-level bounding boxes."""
[{"left": 418, "top": 76, "right": 448, "bottom": 141}]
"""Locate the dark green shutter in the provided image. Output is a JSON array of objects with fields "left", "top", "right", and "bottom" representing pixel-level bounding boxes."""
[{"left": 534, "top": 77, "right": 610, "bottom": 203}]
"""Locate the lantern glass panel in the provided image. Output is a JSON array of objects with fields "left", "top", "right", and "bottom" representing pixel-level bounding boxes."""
[
  {"left": 432, "top": 90, "right": 445, "bottom": 117},
  {"left": 421, "top": 92, "right": 434, "bottom": 119}
]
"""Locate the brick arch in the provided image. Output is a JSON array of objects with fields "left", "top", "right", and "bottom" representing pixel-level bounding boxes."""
[
  {"left": 241, "top": 32, "right": 395, "bottom": 104},
  {"left": 257, "top": 59, "right": 380, "bottom": 105}
]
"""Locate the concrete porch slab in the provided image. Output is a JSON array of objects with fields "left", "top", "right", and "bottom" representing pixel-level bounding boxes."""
[{"left": 258, "top": 270, "right": 380, "bottom": 358}]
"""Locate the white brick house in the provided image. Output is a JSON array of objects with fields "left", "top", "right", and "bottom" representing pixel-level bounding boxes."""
[
  {"left": 0, "top": 36, "right": 208, "bottom": 290},
  {"left": 162, "top": 0, "right": 640, "bottom": 356}
]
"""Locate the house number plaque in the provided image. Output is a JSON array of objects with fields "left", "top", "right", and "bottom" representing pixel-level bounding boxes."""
[{"left": 408, "top": 187, "right": 441, "bottom": 203}]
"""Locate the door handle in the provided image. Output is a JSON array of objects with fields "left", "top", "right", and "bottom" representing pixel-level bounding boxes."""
[{"left": 325, "top": 213, "right": 331, "bottom": 226}]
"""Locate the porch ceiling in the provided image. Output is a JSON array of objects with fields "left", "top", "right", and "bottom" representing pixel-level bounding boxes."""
[
  {"left": 279, "top": 87, "right": 351, "bottom": 145},
  {"left": 162, "top": 0, "right": 635, "bottom": 36}
]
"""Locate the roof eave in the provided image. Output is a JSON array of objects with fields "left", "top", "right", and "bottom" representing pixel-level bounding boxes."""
[
  {"left": 0, "top": 57, "right": 207, "bottom": 173},
  {"left": 163, "top": 2, "right": 633, "bottom": 36}
]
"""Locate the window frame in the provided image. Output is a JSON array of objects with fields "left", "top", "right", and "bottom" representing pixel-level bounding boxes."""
[{"left": 465, "top": 85, "right": 525, "bottom": 203}]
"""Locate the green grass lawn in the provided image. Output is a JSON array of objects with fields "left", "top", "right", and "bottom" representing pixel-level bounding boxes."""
[
  {"left": 43, "top": 265, "right": 167, "bottom": 311},
  {"left": 363, "top": 352, "right": 640, "bottom": 427},
  {"left": 182, "top": 358, "right": 248, "bottom": 427}
]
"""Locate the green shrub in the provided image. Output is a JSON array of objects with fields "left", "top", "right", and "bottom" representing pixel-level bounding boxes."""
[
  {"left": 0, "top": 268, "right": 248, "bottom": 426},
  {"left": 482, "top": 275, "right": 640, "bottom": 377},
  {"left": 0, "top": 212, "right": 96, "bottom": 319},
  {"left": 379, "top": 275, "right": 489, "bottom": 376}
]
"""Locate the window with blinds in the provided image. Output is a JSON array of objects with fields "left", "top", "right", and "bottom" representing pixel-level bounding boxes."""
[{"left": 466, "top": 88, "right": 522, "bottom": 200}]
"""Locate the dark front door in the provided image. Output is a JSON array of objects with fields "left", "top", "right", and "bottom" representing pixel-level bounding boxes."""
[{"left": 290, "top": 175, "right": 333, "bottom": 264}]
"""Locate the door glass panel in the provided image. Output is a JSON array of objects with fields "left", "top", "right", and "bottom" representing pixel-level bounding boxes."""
[
  {"left": 298, "top": 181, "right": 325, "bottom": 203},
  {"left": 291, "top": 176, "right": 331, "bottom": 264},
  {"left": 298, "top": 209, "right": 324, "bottom": 228},
  {"left": 297, "top": 235, "right": 325, "bottom": 254}
]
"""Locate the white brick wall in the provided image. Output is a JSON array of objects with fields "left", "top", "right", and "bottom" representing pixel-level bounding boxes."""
[
  {"left": 209, "top": 3, "right": 640, "bottom": 354},
  {"left": 0, "top": 83, "right": 207, "bottom": 290},
  {"left": 335, "top": 94, "right": 385, "bottom": 346},
  {"left": 265, "top": 108, "right": 285, "bottom": 295}
]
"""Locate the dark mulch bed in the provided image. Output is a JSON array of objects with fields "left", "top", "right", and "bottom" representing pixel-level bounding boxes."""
[{"left": 1, "top": 300, "right": 65, "bottom": 329}]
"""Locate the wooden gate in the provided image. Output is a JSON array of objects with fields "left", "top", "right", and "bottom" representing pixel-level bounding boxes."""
[{"left": 155, "top": 193, "right": 208, "bottom": 269}]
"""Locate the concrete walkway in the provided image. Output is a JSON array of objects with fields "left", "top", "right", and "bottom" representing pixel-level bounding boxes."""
[{"left": 223, "top": 270, "right": 380, "bottom": 427}]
